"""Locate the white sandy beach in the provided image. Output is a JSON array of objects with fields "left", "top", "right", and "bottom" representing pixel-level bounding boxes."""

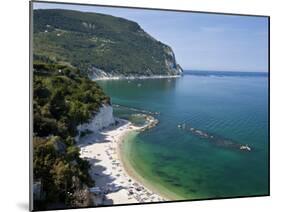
[{"left": 76, "top": 117, "right": 166, "bottom": 205}]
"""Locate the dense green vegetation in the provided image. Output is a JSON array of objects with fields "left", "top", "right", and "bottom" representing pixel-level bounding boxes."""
[
  {"left": 33, "top": 62, "right": 110, "bottom": 209},
  {"left": 33, "top": 9, "right": 182, "bottom": 77}
]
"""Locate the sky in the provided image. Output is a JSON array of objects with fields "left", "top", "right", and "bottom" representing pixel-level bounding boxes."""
[{"left": 33, "top": 2, "right": 269, "bottom": 72}]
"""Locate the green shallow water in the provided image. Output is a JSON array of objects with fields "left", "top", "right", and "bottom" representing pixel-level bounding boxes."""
[{"left": 98, "top": 71, "right": 269, "bottom": 200}]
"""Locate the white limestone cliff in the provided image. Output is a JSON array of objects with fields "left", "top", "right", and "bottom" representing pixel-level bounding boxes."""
[{"left": 77, "top": 104, "right": 115, "bottom": 135}]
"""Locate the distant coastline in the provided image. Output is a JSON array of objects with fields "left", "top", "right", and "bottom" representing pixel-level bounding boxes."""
[
  {"left": 93, "top": 74, "right": 182, "bottom": 81},
  {"left": 92, "top": 70, "right": 268, "bottom": 81}
]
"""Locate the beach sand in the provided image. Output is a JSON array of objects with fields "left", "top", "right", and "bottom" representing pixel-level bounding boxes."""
[{"left": 77, "top": 118, "right": 166, "bottom": 205}]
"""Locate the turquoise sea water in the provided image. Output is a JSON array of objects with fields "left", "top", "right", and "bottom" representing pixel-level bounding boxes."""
[{"left": 97, "top": 71, "right": 269, "bottom": 200}]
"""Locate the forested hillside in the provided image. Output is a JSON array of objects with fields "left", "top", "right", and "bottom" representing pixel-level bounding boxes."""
[
  {"left": 33, "top": 62, "right": 110, "bottom": 209},
  {"left": 33, "top": 9, "right": 183, "bottom": 78}
]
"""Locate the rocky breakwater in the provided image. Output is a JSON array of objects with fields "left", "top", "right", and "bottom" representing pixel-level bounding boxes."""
[
  {"left": 132, "top": 113, "right": 159, "bottom": 131},
  {"left": 177, "top": 123, "right": 252, "bottom": 152}
]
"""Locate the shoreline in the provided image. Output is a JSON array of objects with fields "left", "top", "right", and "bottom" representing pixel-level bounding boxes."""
[
  {"left": 77, "top": 116, "right": 169, "bottom": 205},
  {"left": 118, "top": 132, "right": 184, "bottom": 201},
  {"left": 93, "top": 74, "right": 182, "bottom": 81}
]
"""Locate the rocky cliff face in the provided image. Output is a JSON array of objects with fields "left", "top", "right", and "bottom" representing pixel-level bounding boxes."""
[
  {"left": 77, "top": 104, "right": 115, "bottom": 134},
  {"left": 163, "top": 45, "right": 183, "bottom": 76}
]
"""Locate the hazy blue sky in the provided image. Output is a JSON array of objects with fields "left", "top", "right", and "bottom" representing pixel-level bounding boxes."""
[{"left": 34, "top": 2, "right": 269, "bottom": 72}]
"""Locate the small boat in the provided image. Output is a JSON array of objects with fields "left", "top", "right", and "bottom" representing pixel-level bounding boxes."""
[{"left": 240, "top": 144, "right": 251, "bottom": 151}]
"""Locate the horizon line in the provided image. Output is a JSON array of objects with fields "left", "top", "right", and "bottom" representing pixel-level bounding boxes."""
[{"left": 183, "top": 69, "right": 268, "bottom": 73}]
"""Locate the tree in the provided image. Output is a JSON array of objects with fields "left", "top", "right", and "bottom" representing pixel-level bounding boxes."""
[{"left": 49, "top": 89, "right": 68, "bottom": 119}]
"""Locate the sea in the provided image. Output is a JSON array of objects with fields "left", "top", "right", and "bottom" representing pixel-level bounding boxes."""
[{"left": 97, "top": 70, "right": 269, "bottom": 200}]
